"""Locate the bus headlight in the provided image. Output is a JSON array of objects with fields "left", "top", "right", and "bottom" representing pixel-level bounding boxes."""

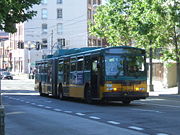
[{"left": 113, "top": 88, "right": 117, "bottom": 91}]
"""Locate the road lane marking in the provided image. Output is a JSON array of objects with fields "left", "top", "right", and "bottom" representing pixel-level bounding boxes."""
[
  {"left": 157, "top": 133, "right": 169, "bottom": 135},
  {"left": 107, "top": 121, "right": 120, "bottom": 125},
  {"left": 37, "top": 105, "right": 44, "bottom": 107},
  {"left": 132, "top": 109, "right": 162, "bottom": 113},
  {"left": 64, "top": 111, "right": 72, "bottom": 113},
  {"left": 45, "top": 106, "right": 52, "bottom": 109},
  {"left": 31, "top": 103, "right": 36, "bottom": 105},
  {"left": 76, "top": 113, "right": 85, "bottom": 116},
  {"left": 89, "top": 116, "right": 101, "bottom": 120},
  {"left": 128, "top": 126, "right": 144, "bottom": 131},
  {"left": 53, "top": 109, "right": 62, "bottom": 112}
]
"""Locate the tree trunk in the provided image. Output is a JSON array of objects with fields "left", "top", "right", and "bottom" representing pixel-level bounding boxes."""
[{"left": 149, "top": 47, "right": 154, "bottom": 91}]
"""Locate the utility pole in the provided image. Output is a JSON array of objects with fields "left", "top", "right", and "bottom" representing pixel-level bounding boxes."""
[
  {"left": 51, "top": 30, "right": 53, "bottom": 55},
  {"left": 2, "top": 41, "right": 5, "bottom": 69},
  {"left": 0, "top": 40, "right": 5, "bottom": 135}
]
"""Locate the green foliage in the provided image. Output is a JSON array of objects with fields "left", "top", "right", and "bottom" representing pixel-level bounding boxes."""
[
  {"left": 89, "top": 0, "right": 180, "bottom": 63},
  {"left": 89, "top": 0, "right": 133, "bottom": 46},
  {"left": 0, "top": 0, "right": 41, "bottom": 33}
]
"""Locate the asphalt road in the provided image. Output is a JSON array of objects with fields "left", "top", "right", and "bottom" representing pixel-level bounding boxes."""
[{"left": 1, "top": 78, "right": 180, "bottom": 135}]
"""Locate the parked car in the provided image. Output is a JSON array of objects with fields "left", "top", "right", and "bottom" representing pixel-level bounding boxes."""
[{"left": 0, "top": 72, "right": 13, "bottom": 80}]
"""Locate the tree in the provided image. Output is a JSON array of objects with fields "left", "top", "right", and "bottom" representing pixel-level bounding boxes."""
[
  {"left": 0, "top": 0, "right": 41, "bottom": 33},
  {"left": 160, "top": 0, "right": 180, "bottom": 94},
  {"left": 89, "top": 0, "right": 180, "bottom": 93},
  {"left": 125, "top": 0, "right": 180, "bottom": 93},
  {"left": 129, "top": 0, "right": 169, "bottom": 91},
  {"left": 89, "top": 0, "right": 133, "bottom": 46}
]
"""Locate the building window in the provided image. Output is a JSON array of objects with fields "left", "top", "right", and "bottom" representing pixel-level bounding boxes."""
[
  {"left": 42, "top": 39, "right": 47, "bottom": 44},
  {"left": 57, "top": 8, "right": 63, "bottom": 18},
  {"left": 98, "top": 40, "right": 101, "bottom": 46},
  {"left": 93, "top": 0, "right": 96, "bottom": 4},
  {"left": 97, "top": 0, "right": 101, "bottom": 5},
  {"left": 57, "top": 23, "right": 63, "bottom": 34},
  {"left": 88, "top": 38, "right": 92, "bottom": 46},
  {"left": 42, "top": 9, "right": 48, "bottom": 19},
  {"left": 42, "top": 24, "right": 47, "bottom": 33},
  {"left": 57, "top": 38, "right": 65, "bottom": 48},
  {"left": 41, "top": 0, "right": 47, "bottom": 5},
  {"left": 88, "top": 9, "right": 91, "bottom": 19},
  {"left": 93, "top": 39, "right": 96, "bottom": 46},
  {"left": 57, "top": 0, "right": 62, "bottom": 4},
  {"left": 42, "top": 39, "right": 48, "bottom": 49},
  {"left": 88, "top": 0, "right": 91, "bottom": 4}
]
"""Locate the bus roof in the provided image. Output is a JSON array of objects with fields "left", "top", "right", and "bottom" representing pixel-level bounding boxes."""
[
  {"left": 37, "top": 46, "right": 145, "bottom": 62},
  {"left": 53, "top": 47, "right": 101, "bottom": 57}
]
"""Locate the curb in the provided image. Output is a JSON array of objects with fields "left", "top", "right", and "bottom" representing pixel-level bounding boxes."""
[
  {"left": 149, "top": 94, "right": 180, "bottom": 101},
  {"left": 158, "top": 94, "right": 180, "bottom": 101}
]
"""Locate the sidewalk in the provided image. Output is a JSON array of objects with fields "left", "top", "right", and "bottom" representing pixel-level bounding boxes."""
[{"left": 149, "top": 81, "right": 180, "bottom": 100}]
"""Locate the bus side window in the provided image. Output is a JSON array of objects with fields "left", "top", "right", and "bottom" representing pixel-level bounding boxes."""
[
  {"left": 92, "top": 60, "right": 98, "bottom": 72},
  {"left": 77, "top": 57, "right": 83, "bottom": 71},
  {"left": 71, "top": 62, "right": 76, "bottom": 71},
  {"left": 58, "top": 62, "right": 63, "bottom": 72},
  {"left": 84, "top": 57, "right": 91, "bottom": 70},
  {"left": 77, "top": 61, "right": 83, "bottom": 71}
]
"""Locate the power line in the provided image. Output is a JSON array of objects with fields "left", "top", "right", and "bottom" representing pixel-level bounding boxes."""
[{"left": 24, "top": 14, "right": 86, "bottom": 30}]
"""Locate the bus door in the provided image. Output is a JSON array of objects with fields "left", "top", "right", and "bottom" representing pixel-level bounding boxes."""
[
  {"left": 52, "top": 59, "right": 58, "bottom": 97},
  {"left": 91, "top": 56, "right": 100, "bottom": 98},
  {"left": 47, "top": 60, "right": 52, "bottom": 94},
  {"left": 63, "top": 59, "right": 70, "bottom": 95}
]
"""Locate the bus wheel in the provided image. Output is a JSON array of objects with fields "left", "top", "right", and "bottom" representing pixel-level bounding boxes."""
[
  {"left": 122, "top": 100, "right": 131, "bottom": 105},
  {"left": 59, "top": 84, "right": 64, "bottom": 100},
  {"left": 85, "top": 87, "right": 93, "bottom": 104}
]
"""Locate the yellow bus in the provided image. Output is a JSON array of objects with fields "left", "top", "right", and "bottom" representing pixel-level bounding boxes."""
[{"left": 35, "top": 46, "right": 148, "bottom": 104}]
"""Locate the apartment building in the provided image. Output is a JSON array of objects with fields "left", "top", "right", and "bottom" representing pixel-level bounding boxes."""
[{"left": 5, "top": 0, "right": 104, "bottom": 74}]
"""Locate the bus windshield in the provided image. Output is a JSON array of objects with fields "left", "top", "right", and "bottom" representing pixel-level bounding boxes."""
[{"left": 105, "top": 55, "right": 145, "bottom": 78}]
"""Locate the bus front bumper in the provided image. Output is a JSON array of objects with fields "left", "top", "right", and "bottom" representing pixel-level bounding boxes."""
[{"left": 103, "top": 91, "right": 149, "bottom": 101}]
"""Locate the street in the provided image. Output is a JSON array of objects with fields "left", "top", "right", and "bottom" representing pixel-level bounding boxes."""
[{"left": 1, "top": 78, "right": 180, "bottom": 135}]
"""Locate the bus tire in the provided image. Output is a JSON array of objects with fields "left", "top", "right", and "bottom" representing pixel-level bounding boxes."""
[
  {"left": 58, "top": 84, "right": 64, "bottom": 100},
  {"left": 122, "top": 100, "right": 131, "bottom": 105},
  {"left": 85, "top": 86, "right": 93, "bottom": 104}
]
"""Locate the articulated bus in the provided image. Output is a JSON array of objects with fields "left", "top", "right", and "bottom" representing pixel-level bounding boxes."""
[{"left": 35, "top": 46, "right": 148, "bottom": 104}]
